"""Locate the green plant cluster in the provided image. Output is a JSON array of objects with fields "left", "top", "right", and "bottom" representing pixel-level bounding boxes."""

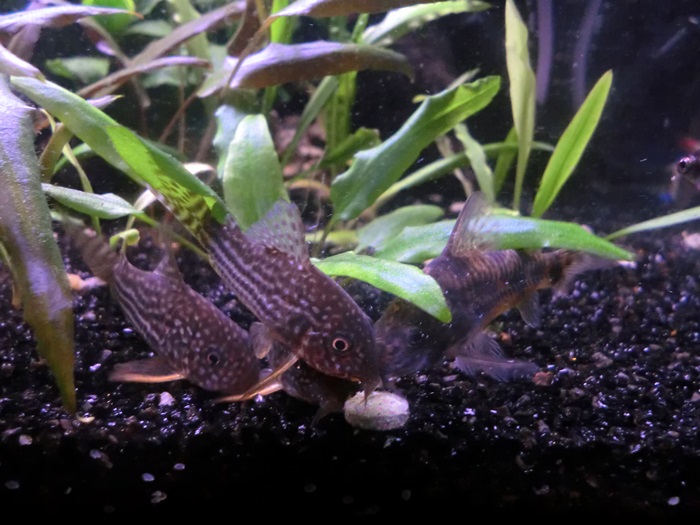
[{"left": 0, "top": 0, "right": 691, "bottom": 412}]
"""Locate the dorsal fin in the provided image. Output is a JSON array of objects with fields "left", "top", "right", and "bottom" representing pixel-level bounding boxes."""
[
  {"left": 243, "top": 200, "right": 309, "bottom": 263},
  {"left": 446, "top": 191, "right": 494, "bottom": 256},
  {"left": 153, "top": 243, "right": 185, "bottom": 283}
]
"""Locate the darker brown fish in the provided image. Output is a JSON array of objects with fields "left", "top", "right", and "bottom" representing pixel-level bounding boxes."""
[
  {"left": 70, "top": 226, "right": 260, "bottom": 394},
  {"left": 377, "top": 192, "right": 610, "bottom": 384},
  {"left": 199, "top": 200, "right": 380, "bottom": 394}
]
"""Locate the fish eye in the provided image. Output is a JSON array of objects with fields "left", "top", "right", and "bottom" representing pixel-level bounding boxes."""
[
  {"left": 677, "top": 156, "right": 692, "bottom": 174},
  {"left": 206, "top": 347, "right": 222, "bottom": 366},
  {"left": 332, "top": 337, "right": 350, "bottom": 352}
]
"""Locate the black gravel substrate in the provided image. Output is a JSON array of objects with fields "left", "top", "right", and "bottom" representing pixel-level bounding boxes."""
[{"left": 2, "top": 187, "right": 700, "bottom": 518}]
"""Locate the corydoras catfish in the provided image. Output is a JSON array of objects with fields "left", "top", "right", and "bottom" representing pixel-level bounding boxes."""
[
  {"left": 70, "top": 226, "right": 260, "bottom": 394},
  {"left": 194, "top": 200, "right": 380, "bottom": 395},
  {"left": 376, "top": 192, "right": 612, "bottom": 384}
]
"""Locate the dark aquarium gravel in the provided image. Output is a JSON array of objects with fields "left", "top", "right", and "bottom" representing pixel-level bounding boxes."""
[{"left": 2, "top": 188, "right": 700, "bottom": 519}]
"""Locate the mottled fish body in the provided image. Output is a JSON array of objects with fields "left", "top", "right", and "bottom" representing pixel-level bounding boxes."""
[
  {"left": 377, "top": 192, "right": 607, "bottom": 382},
  {"left": 71, "top": 227, "right": 259, "bottom": 394},
  {"left": 200, "top": 201, "right": 380, "bottom": 393}
]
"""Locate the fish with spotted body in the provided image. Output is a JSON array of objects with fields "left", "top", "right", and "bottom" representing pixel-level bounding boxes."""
[
  {"left": 70, "top": 226, "right": 260, "bottom": 394},
  {"left": 179, "top": 199, "right": 381, "bottom": 397}
]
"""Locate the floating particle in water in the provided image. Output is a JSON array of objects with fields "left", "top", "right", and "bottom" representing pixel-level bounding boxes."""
[
  {"left": 4, "top": 480, "right": 19, "bottom": 490},
  {"left": 173, "top": 463, "right": 185, "bottom": 471},
  {"left": 668, "top": 496, "right": 680, "bottom": 506},
  {"left": 151, "top": 491, "right": 167, "bottom": 504},
  {"left": 142, "top": 472, "right": 155, "bottom": 482}
]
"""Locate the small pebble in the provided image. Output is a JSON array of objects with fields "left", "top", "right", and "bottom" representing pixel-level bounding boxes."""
[{"left": 344, "top": 391, "right": 410, "bottom": 430}]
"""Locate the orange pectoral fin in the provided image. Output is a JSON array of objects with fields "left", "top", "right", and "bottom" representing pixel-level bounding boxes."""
[
  {"left": 215, "top": 352, "right": 299, "bottom": 403},
  {"left": 108, "top": 357, "right": 186, "bottom": 383}
]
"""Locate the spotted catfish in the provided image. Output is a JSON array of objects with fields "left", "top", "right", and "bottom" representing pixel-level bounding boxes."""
[
  {"left": 193, "top": 200, "right": 380, "bottom": 396},
  {"left": 70, "top": 226, "right": 260, "bottom": 394},
  {"left": 376, "top": 192, "right": 611, "bottom": 384}
]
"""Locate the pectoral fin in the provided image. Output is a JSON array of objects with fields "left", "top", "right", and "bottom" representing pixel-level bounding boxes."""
[
  {"left": 215, "top": 352, "right": 299, "bottom": 403},
  {"left": 250, "top": 322, "right": 274, "bottom": 359},
  {"left": 451, "top": 333, "right": 538, "bottom": 382},
  {"left": 517, "top": 292, "right": 541, "bottom": 327},
  {"left": 108, "top": 357, "right": 186, "bottom": 383}
]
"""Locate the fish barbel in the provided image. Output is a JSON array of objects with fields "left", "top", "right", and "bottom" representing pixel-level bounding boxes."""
[
  {"left": 377, "top": 192, "right": 610, "bottom": 383},
  {"left": 70, "top": 226, "right": 260, "bottom": 394}
]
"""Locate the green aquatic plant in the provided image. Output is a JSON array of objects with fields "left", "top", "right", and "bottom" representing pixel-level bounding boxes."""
[{"left": 0, "top": 0, "right": 689, "bottom": 412}]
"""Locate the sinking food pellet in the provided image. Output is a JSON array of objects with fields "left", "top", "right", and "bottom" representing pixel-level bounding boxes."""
[{"left": 344, "top": 391, "right": 410, "bottom": 430}]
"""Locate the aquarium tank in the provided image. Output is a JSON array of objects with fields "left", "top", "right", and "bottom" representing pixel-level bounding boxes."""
[{"left": 1, "top": 0, "right": 700, "bottom": 518}]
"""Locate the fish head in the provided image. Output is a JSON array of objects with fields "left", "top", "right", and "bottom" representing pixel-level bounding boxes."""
[
  {"left": 183, "top": 336, "right": 260, "bottom": 394},
  {"left": 297, "top": 310, "right": 381, "bottom": 396}
]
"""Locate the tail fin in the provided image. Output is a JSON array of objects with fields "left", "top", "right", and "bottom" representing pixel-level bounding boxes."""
[{"left": 64, "top": 222, "right": 118, "bottom": 283}]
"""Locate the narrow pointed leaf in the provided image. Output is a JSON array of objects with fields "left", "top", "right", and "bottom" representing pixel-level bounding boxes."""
[
  {"left": 222, "top": 114, "right": 288, "bottom": 229},
  {"left": 272, "top": 0, "right": 447, "bottom": 18},
  {"left": 362, "top": 0, "right": 491, "bottom": 46},
  {"left": 464, "top": 212, "right": 634, "bottom": 260},
  {"left": 41, "top": 184, "right": 147, "bottom": 220},
  {"left": 606, "top": 205, "right": 700, "bottom": 241},
  {"left": 0, "top": 42, "right": 43, "bottom": 79},
  {"left": 0, "top": 77, "right": 75, "bottom": 412},
  {"left": 314, "top": 252, "right": 451, "bottom": 322},
  {"left": 0, "top": 5, "right": 135, "bottom": 34},
  {"left": 454, "top": 123, "right": 494, "bottom": 202},
  {"left": 331, "top": 75, "right": 500, "bottom": 222},
  {"left": 505, "top": 0, "right": 535, "bottom": 211},
  {"left": 532, "top": 70, "right": 613, "bottom": 218}
]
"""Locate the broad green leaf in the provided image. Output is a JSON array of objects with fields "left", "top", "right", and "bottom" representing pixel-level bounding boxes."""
[
  {"left": 606, "top": 205, "right": 700, "bottom": 241},
  {"left": 45, "top": 57, "right": 110, "bottom": 85},
  {"left": 505, "top": 0, "right": 535, "bottom": 211},
  {"left": 11, "top": 77, "right": 228, "bottom": 232},
  {"left": 330, "top": 75, "right": 500, "bottom": 222},
  {"left": 213, "top": 104, "right": 249, "bottom": 177},
  {"left": 531, "top": 70, "right": 613, "bottom": 218},
  {"left": 199, "top": 42, "right": 413, "bottom": 96},
  {"left": 222, "top": 114, "right": 288, "bottom": 229},
  {"left": 0, "top": 4, "right": 135, "bottom": 33},
  {"left": 124, "top": 19, "right": 173, "bottom": 37},
  {"left": 374, "top": 220, "right": 456, "bottom": 263},
  {"left": 362, "top": 0, "right": 491, "bottom": 46},
  {"left": 356, "top": 204, "right": 444, "bottom": 252},
  {"left": 454, "top": 123, "right": 494, "bottom": 203},
  {"left": 314, "top": 251, "right": 452, "bottom": 322},
  {"left": 42, "top": 184, "right": 147, "bottom": 220},
  {"left": 0, "top": 77, "right": 75, "bottom": 412}
]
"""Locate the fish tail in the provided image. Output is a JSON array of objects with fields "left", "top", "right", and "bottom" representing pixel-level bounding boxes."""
[{"left": 65, "top": 223, "right": 119, "bottom": 283}]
